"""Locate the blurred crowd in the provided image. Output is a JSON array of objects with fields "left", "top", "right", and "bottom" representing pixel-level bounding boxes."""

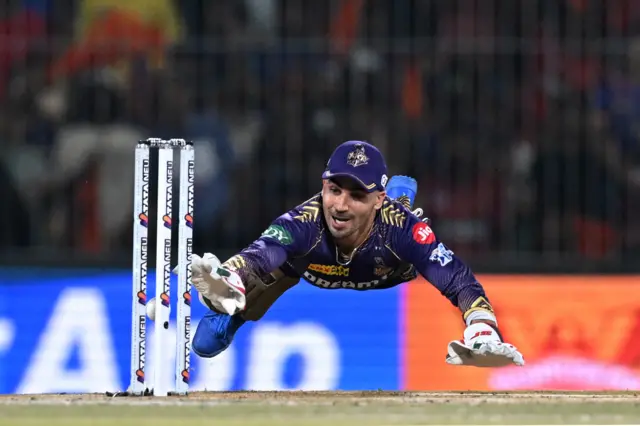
[{"left": 0, "top": 0, "right": 639, "bottom": 265}]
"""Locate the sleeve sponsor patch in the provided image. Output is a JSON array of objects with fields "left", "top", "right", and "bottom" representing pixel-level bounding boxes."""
[
  {"left": 429, "top": 242, "right": 454, "bottom": 266},
  {"left": 412, "top": 222, "right": 435, "bottom": 244},
  {"left": 261, "top": 225, "right": 293, "bottom": 245}
]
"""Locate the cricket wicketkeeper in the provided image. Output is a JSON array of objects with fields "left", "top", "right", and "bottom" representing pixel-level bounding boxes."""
[{"left": 188, "top": 140, "right": 525, "bottom": 368}]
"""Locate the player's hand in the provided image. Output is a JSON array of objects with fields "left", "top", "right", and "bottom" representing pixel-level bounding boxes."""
[
  {"left": 175, "top": 253, "right": 246, "bottom": 315},
  {"left": 445, "top": 322, "right": 525, "bottom": 367}
]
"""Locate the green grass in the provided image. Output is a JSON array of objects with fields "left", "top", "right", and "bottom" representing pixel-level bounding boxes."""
[{"left": 1, "top": 399, "right": 640, "bottom": 425}]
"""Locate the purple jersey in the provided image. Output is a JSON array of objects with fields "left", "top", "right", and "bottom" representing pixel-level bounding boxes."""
[{"left": 223, "top": 194, "right": 489, "bottom": 313}]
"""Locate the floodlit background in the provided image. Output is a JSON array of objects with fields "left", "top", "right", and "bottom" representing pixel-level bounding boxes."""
[{"left": 0, "top": 0, "right": 639, "bottom": 393}]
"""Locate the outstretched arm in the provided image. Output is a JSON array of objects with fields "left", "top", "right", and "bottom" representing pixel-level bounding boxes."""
[
  {"left": 392, "top": 215, "right": 524, "bottom": 367},
  {"left": 392, "top": 216, "right": 495, "bottom": 326},
  {"left": 191, "top": 210, "right": 318, "bottom": 315}
]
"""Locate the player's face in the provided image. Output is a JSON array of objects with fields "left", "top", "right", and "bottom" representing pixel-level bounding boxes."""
[{"left": 321, "top": 177, "right": 385, "bottom": 242}]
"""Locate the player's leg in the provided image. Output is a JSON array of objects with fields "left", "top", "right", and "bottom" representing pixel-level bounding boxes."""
[
  {"left": 192, "top": 307, "right": 245, "bottom": 358},
  {"left": 386, "top": 175, "right": 430, "bottom": 223},
  {"left": 386, "top": 175, "right": 417, "bottom": 207}
]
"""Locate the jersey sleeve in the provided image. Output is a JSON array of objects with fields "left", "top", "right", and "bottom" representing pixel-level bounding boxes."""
[
  {"left": 222, "top": 197, "right": 321, "bottom": 283},
  {"left": 390, "top": 210, "right": 493, "bottom": 321}
]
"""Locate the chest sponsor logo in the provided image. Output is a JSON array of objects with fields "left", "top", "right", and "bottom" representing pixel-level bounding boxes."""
[
  {"left": 308, "top": 264, "right": 350, "bottom": 277},
  {"left": 303, "top": 271, "right": 386, "bottom": 290}
]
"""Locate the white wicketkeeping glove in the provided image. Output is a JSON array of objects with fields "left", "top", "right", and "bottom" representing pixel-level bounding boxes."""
[
  {"left": 446, "top": 322, "right": 525, "bottom": 367},
  {"left": 176, "top": 252, "right": 246, "bottom": 315}
]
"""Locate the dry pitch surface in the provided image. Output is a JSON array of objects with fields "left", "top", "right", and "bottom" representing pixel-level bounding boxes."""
[{"left": 1, "top": 391, "right": 639, "bottom": 425}]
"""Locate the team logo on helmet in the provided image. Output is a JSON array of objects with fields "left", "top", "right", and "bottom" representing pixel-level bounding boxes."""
[{"left": 347, "top": 144, "right": 369, "bottom": 167}]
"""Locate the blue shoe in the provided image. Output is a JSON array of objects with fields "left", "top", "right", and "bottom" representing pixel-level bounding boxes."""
[
  {"left": 386, "top": 175, "right": 431, "bottom": 224},
  {"left": 386, "top": 175, "right": 417, "bottom": 208},
  {"left": 192, "top": 310, "right": 246, "bottom": 358}
]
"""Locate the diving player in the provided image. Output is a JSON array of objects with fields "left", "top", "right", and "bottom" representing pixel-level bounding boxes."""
[{"left": 188, "top": 140, "right": 524, "bottom": 368}]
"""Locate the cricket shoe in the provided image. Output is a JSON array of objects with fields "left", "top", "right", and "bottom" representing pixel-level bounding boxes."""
[
  {"left": 386, "top": 175, "right": 429, "bottom": 223},
  {"left": 192, "top": 309, "right": 246, "bottom": 358}
]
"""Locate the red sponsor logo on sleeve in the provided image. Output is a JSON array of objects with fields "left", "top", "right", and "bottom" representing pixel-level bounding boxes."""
[{"left": 412, "top": 222, "right": 435, "bottom": 244}]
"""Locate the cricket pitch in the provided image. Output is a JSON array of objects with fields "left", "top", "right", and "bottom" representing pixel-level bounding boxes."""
[{"left": 0, "top": 391, "right": 639, "bottom": 425}]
